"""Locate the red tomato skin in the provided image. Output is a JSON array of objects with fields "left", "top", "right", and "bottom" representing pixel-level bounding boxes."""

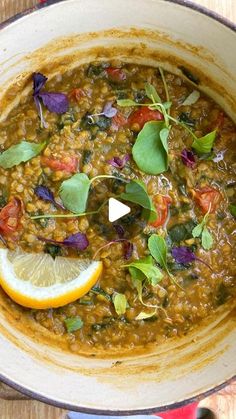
[
  {"left": 151, "top": 195, "right": 172, "bottom": 227},
  {"left": 68, "top": 88, "right": 86, "bottom": 102},
  {"left": 194, "top": 187, "right": 221, "bottom": 214},
  {"left": 105, "top": 67, "right": 126, "bottom": 82},
  {"left": 41, "top": 156, "right": 78, "bottom": 173},
  {"left": 128, "top": 106, "right": 164, "bottom": 130},
  {"left": 0, "top": 198, "right": 22, "bottom": 235},
  {"left": 111, "top": 112, "right": 127, "bottom": 131}
]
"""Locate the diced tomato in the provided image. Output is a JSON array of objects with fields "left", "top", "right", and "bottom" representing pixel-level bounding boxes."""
[
  {"left": 128, "top": 106, "right": 164, "bottom": 130},
  {"left": 150, "top": 195, "right": 172, "bottom": 228},
  {"left": 111, "top": 112, "right": 127, "bottom": 131},
  {"left": 105, "top": 67, "right": 126, "bottom": 83},
  {"left": 0, "top": 198, "right": 22, "bottom": 235},
  {"left": 68, "top": 88, "right": 86, "bottom": 102},
  {"left": 41, "top": 156, "right": 78, "bottom": 173},
  {"left": 194, "top": 187, "right": 222, "bottom": 214}
]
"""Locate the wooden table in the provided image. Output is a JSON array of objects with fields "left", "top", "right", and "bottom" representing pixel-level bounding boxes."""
[{"left": 0, "top": 0, "right": 235, "bottom": 418}]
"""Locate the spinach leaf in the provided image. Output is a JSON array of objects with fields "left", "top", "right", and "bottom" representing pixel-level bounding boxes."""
[
  {"left": 64, "top": 317, "right": 83, "bottom": 333},
  {"left": 82, "top": 150, "right": 93, "bottom": 165},
  {"left": 168, "top": 220, "right": 196, "bottom": 244},
  {"left": 120, "top": 179, "right": 157, "bottom": 222},
  {"left": 59, "top": 173, "right": 91, "bottom": 213},
  {"left": 192, "top": 130, "right": 216, "bottom": 154},
  {"left": 123, "top": 256, "right": 163, "bottom": 286},
  {"left": 148, "top": 234, "right": 167, "bottom": 269},
  {"left": 229, "top": 204, "right": 236, "bottom": 218},
  {"left": 0, "top": 141, "right": 46, "bottom": 169},
  {"left": 132, "top": 121, "right": 169, "bottom": 175},
  {"left": 178, "top": 112, "right": 196, "bottom": 127},
  {"left": 44, "top": 243, "right": 62, "bottom": 259},
  {"left": 112, "top": 293, "right": 127, "bottom": 316}
]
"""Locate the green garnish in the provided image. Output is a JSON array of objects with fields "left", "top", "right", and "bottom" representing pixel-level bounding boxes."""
[
  {"left": 192, "top": 131, "right": 217, "bottom": 155},
  {"left": 64, "top": 316, "right": 83, "bottom": 333},
  {"left": 123, "top": 256, "right": 163, "bottom": 286},
  {"left": 60, "top": 173, "right": 91, "bottom": 213},
  {"left": 192, "top": 209, "right": 214, "bottom": 250},
  {"left": 120, "top": 179, "right": 157, "bottom": 222},
  {"left": 132, "top": 121, "right": 169, "bottom": 175},
  {"left": 112, "top": 293, "right": 127, "bottom": 316},
  {"left": 0, "top": 141, "right": 46, "bottom": 169},
  {"left": 229, "top": 204, "right": 236, "bottom": 217},
  {"left": 135, "top": 310, "right": 157, "bottom": 320}
]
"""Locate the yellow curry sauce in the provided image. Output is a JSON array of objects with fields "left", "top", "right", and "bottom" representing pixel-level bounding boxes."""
[{"left": 0, "top": 61, "right": 235, "bottom": 353}]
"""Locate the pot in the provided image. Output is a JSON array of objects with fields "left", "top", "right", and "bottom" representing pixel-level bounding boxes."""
[{"left": 0, "top": 0, "right": 235, "bottom": 415}]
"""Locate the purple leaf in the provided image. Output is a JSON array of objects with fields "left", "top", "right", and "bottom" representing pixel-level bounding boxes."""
[
  {"left": 172, "top": 246, "right": 212, "bottom": 270},
  {"left": 39, "top": 232, "right": 89, "bottom": 251},
  {"left": 114, "top": 224, "right": 125, "bottom": 238},
  {"left": 35, "top": 185, "right": 64, "bottom": 210},
  {"left": 172, "top": 246, "right": 195, "bottom": 264},
  {"left": 39, "top": 92, "right": 69, "bottom": 114},
  {"left": 33, "top": 72, "right": 47, "bottom": 95},
  {"left": 107, "top": 154, "right": 130, "bottom": 169},
  {"left": 181, "top": 149, "right": 196, "bottom": 168},
  {"left": 123, "top": 241, "right": 134, "bottom": 260},
  {"left": 102, "top": 102, "right": 117, "bottom": 118}
]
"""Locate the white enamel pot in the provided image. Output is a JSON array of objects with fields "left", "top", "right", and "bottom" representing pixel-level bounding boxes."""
[{"left": 0, "top": 0, "right": 235, "bottom": 414}]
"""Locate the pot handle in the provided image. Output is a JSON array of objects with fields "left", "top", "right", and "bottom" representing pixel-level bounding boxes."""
[{"left": 155, "top": 401, "right": 198, "bottom": 419}]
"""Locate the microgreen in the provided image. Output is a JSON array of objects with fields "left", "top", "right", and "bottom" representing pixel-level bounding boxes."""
[
  {"left": 135, "top": 310, "right": 157, "bottom": 320},
  {"left": 120, "top": 179, "right": 157, "bottom": 222},
  {"left": 59, "top": 173, "right": 91, "bottom": 214},
  {"left": 35, "top": 185, "right": 64, "bottom": 210},
  {"left": 123, "top": 241, "right": 134, "bottom": 260},
  {"left": 172, "top": 246, "right": 212, "bottom": 270},
  {"left": 0, "top": 141, "right": 45, "bottom": 169},
  {"left": 192, "top": 130, "right": 217, "bottom": 155},
  {"left": 112, "top": 293, "right": 127, "bottom": 316},
  {"left": 229, "top": 204, "right": 236, "bottom": 218},
  {"left": 132, "top": 121, "right": 169, "bottom": 175},
  {"left": 39, "top": 232, "right": 89, "bottom": 250},
  {"left": 192, "top": 209, "right": 214, "bottom": 250},
  {"left": 181, "top": 149, "right": 196, "bottom": 168},
  {"left": 107, "top": 154, "right": 130, "bottom": 169},
  {"left": 65, "top": 316, "right": 83, "bottom": 333},
  {"left": 123, "top": 255, "right": 163, "bottom": 286},
  {"left": 33, "top": 72, "right": 69, "bottom": 128},
  {"left": 182, "top": 90, "right": 200, "bottom": 106}
]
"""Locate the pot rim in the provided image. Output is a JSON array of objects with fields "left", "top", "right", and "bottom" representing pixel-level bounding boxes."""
[{"left": 0, "top": 0, "right": 235, "bottom": 414}]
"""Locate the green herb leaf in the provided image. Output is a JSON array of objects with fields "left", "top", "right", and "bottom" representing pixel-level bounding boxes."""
[
  {"left": 182, "top": 90, "right": 200, "bottom": 106},
  {"left": 64, "top": 316, "right": 83, "bottom": 333},
  {"left": 120, "top": 179, "right": 157, "bottom": 222},
  {"left": 117, "top": 99, "right": 137, "bottom": 107},
  {"left": 113, "top": 293, "right": 127, "bottom": 316},
  {"left": 192, "top": 222, "right": 204, "bottom": 238},
  {"left": 59, "top": 173, "right": 91, "bottom": 213},
  {"left": 148, "top": 234, "right": 167, "bottom": 269},
  {"left": 132, "top": 121, "right": 169, "bottom": 175},
  {"left": 0, "top": 141, "right": 46, "bottom": 169},
  {"left": 124, "top": 256, "right": 163, "bottom": 286},
  {"left": 229, "top": 204, "right": 236, "bottom": 218},
  {"left": 192, "top": 130, "right": 216, "bottom": 154},
  {"left": 135, "top": 310, "right": 156, "bottom": 320},
  {"left": 145, "top": 82, "right": 162, "bottom": 103},
  {"left": 201, "top": 226, "right": 213, "bottom": 250}
]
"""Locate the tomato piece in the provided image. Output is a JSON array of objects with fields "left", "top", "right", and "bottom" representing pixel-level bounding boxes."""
[
  {"left": 68, "top": 88, "right": 86, "bottom": 102},
  {"left": 150, "top": 195, "right": 172, "bottom": 228},
  {"left": 111, "top": 112, "right": 127, "bottom": 131},
  {"left": 41, "top": 156, "right": 78, "bottom": 173},
  {"left": 128, "top": 106, "right": 164, "bottom": 130},
  {"left": 194, "top": 187, "right": 221, "bottom": 214},
  {"left": 105, "top": 67, "right": 126, "bottom": 83},
  {"left": 0, "top": 198, "right": 22, "bottom": 235}
]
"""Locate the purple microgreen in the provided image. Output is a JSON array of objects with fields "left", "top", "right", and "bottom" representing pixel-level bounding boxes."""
[
  {"left": 33, "top": 72, "right": 69, "bottom": 128},
  {"left": 35, "top": 185, "right": 64, "bottom": 210},
  {"left": 39, "top": 232, "right": 89, "bottom": 251},
  {"left": 107, "top": 154, "right": 130, "bottom": 169},
  {"left": 123, "top": 241, "right": 134, "bottom": 260},
  {"left": 93, "top": 239, "right": 126, "bottom": 260},
  {"left": 39, "top": 92, "right": 69, "bottom": 114},
  {"left": 102, "top": 101, "right": 117, "bottom": 118},
  {"left": 172, "top": 246, "right": 212, "bottom": 270},
  {"left": 181, "top": 149, "right": 196, "bottom": 168},
  {"left": 114, "top": 224, "right": 125, "bottom": 238}
]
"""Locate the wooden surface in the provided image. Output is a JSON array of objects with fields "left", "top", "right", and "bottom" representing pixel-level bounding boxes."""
[{"left": 0, "top": 0, "right": 235, "bottom": 418}]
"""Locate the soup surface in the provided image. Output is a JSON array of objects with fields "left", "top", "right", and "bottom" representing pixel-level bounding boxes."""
[{"left": 0, "top": 61, "right": 235, "bottom": 353}]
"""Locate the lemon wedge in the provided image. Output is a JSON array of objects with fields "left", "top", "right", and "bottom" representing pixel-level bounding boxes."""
[{"left": 0, "top": 249, "right": 102, "bottom": 309}]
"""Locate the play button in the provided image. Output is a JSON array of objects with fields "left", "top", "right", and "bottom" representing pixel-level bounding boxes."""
[{"left": 108, "top": 198, "right": 131, "bottom": 222}]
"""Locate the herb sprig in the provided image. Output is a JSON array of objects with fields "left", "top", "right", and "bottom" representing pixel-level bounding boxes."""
[{"left": 192, "top": 207, "right": 214, "bottom": 250}]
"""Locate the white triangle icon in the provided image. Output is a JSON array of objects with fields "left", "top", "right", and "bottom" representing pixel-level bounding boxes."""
[{"left": 108, "top": 198, "right": 131, "bottom": 222}]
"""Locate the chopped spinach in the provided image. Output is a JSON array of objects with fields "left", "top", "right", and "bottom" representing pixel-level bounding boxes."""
[
  {"left": 168, "top": 220, "right": 196, "bottom": 244},
  {"left": 91, "top": 286, "right": 112, "bottom": 302},
  {"left": 133, "top": 89, "right": 146, "bottom": 103},
  {"left": 87, "top": 63, "right": 105, "bottom": 77},
  {"left": 44, "top": 243, "right": 62, "bottom": 259},
  {"left": 82, "top": 150, "right": 93, "bottom": 165},
  {"left": 96, "top": 115, "right": 111, "bottom": 130},
  {"left": 0, "top": 194, "right": 7, "bottom": 208},
  {"left": 80, "top": 113, "right": 111, "bottom": 131},
  {"left": 179, "top": 66, "right": 200, "bottom": 84},
  {"left": 58, "top": 110, "right": 75, "bottom": 130},
  {"left": 178, "top": 112, "right": 196, "bottom": 128}
]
